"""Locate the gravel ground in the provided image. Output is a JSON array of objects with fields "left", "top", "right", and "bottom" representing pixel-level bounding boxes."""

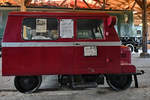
[{"left": 0, "top": 51, "right": 150, "bottom": 100}]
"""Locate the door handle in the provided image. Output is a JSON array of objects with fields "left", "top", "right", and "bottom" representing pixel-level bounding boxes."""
[{"left": 74, "top": 43, "right": 80, "bottom": 46}]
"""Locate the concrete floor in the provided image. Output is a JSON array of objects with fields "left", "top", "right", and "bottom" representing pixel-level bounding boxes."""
[{"left": 0, "top": 51, "right": 150, "bottom": 100}]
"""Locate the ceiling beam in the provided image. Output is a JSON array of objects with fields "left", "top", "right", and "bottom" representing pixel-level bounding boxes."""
[
  {"left": 135, "top": 0, "right": 143, "bottom": 8},
  {"left": 147, "top": 3, "right": 150, "bottom": 8},
  {"left": 83, "top": 0, "right": 91, "bottom": 9},
  {"left": 131, "top": 1, "right": 137, "bottom": 9},
  {"left": 24, "top": 0, "right": 31, "bottom": 6},
  {"left": 96, "top": 0, "right": 103, "bottom": 7},
  {"left": 60, "top": 0, "right": 67, "bottom": 6}
]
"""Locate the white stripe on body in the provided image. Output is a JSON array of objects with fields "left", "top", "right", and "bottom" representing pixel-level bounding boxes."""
[{"left": 2, "top": 42, "right": 121, "bottom": 47}]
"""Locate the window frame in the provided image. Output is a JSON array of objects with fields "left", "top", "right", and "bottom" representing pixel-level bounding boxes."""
[
  {"left": 75, "top": 17, "right": 105, "bottom": 41},
  {"left": 21, "top": 17, "right": 59, "bottom": 41}
]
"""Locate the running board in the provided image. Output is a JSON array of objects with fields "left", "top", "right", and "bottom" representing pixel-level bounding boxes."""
[{"left": 72, "top": 82, "right": 98, "bottom": 89}]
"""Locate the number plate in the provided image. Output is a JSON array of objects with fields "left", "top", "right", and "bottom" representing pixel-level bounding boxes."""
[{"left": 84, "top": 46, "right": 97, "bottom": 56}]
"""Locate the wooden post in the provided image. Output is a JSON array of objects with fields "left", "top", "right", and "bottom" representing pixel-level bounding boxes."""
[
  {"left": 102, "top": 0, "right": 106, "bottom": 9},
  {"left": 14, "top": 0, "right": 26, "bottom": 11},
  {"left": 140, "top": 0, "right": 150, "bottom": 57},
  {"left": 73, "top": 0, "right": 77, "bottom": 10},
  {"left": 20, "top": 0, "right": 26, "bottom": 12}
]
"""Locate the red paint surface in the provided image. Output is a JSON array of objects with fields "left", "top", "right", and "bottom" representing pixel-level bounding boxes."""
[{"left": 2, "top": 12, "right": 136, "bottom": 76}]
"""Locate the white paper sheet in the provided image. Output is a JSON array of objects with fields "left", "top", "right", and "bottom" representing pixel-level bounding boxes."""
[
  {"left": 36, "top": 19, "right": 47, "bottom": 33},
  {"left": 60, "top": 19, "right": 74, "bottom": 38}
]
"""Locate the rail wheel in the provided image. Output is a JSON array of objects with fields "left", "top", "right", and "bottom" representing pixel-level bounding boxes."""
[
  {"left": 106, "top": 74, "right": 132, "bottom": 91},
  {"left": 14, "top": 76, "right": 42, "bottom": 93}
]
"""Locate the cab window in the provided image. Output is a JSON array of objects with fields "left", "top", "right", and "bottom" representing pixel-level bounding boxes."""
[
  {"left": 22, "top": 18, "right": 58, "bottom": 40},
  {"left": 77, "top": 19, "right": 104, "bottom": 39}
]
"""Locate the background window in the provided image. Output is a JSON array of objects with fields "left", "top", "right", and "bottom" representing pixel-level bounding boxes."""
[
  {"left": 77, "top": 19, "right": 104, "bottom": 39},
  {"left": 22, "top": 18, "right": 58, "bottom": 40}
]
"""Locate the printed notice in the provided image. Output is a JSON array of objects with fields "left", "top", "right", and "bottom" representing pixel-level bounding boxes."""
[
  {"left": 36, "top": 19, "right": 47, "bottom": 33},
  {"left": 84, "top": 46, "right": 97, "bottom": 56},
  {"left": 60, "top": 19, "right": 74, "bottom": 38}
]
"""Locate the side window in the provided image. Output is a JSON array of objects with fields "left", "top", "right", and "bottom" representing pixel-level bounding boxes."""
[
  {"left": 22, "top": 18, "right": 58, "bottom": 40},
  {"left": 77, "top": 19, "right": 104, "bottom": 39}
]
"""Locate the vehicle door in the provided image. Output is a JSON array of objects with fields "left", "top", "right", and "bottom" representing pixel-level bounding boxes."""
[{"left": 74, "top": 17, "right": 120, "bottom": 74}]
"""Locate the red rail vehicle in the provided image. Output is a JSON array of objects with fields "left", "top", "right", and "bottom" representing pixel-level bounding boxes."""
[{"left": 2, "top": 11, "right": 144, "bottom": 93}]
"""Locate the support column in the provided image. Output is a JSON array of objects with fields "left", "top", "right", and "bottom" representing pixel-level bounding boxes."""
[
  {"left": 102, "top": 0, "right": 106, "bottom": 9},
  {"left": 73, "top": 0, "right": 77, "bottom": 10},
  {"left": 140, "top": 0, "right": 150, "bottom": 57},
  {"left": 20, "top": 0, "right": 26, "bottom": 12}
]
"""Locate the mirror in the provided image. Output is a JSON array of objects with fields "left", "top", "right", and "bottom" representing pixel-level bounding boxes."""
[{"left": 107, "top": 16, "right": 116, "bottom": 27}]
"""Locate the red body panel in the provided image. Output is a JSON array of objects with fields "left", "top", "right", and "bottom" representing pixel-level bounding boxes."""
[
  {"left": 2, "top": 47, "right": 74, "bottom": 75},
  {"left": 74, "top": 46, "right": 121, "bottom": 74},
  {"left": 2, "top": 11, "right": 136, "bottom": 76}
]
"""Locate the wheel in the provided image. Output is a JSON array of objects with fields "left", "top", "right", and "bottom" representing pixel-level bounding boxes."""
[
  {"left": 126, "top": 44, "right": 134, "bottom": 53},
  {"left": 14, "top": 76, "right": 42, "bottom": 93},
  {"left": 106, "top": 74, "right": 132, "bottom": 91}
]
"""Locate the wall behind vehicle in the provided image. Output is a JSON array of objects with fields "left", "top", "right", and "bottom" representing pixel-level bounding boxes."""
[
  {"left": 108, "top": 10, "right": 135, "bottom": 37},
  {"left": 148, "top": 25, "right": 150, "bottom": 49},
  {"left": 0, "top": 8, "right": 19, "bottom": 42}
]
